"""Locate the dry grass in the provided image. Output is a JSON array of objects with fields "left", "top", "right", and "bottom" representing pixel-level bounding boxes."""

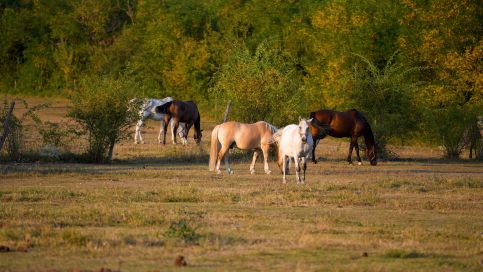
[{"left": 0, "top": 97, "right": 482, "bottom": 271}]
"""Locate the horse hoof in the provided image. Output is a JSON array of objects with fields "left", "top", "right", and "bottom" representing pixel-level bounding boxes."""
[
  {"left": 312, "top": 160, "right": 317, "bottom": 164},
  {"left": 228, "top": 170, "right": 234, "bottom": 175},
  {"left": 358, "top": 162, "right": 362, "bottom": 166},
  {"left": 134, "top": 142, "right": 139, "bottom": 144},
  {"left": 216, "top": 170, "right": 222, "bottom": 175},
  {"left": 265, "top": 170, "right": 271, "bottom": 175},
  {"left": 250, "top": 169, "right": 255, "bottom": 175}
]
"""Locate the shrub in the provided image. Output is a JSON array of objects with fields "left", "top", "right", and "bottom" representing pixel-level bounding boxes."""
[
  {"left": 68, "top": 76, "right": 139, "bottom": 162},
  {"left": 347, "top": 53, "right": 424, "bottom": 159},
  {"left": 164, "top": 219, "right": 201, "bottom": 245},
  {"left": 426, "top": 104, "right": 481, "bottom": 159}
]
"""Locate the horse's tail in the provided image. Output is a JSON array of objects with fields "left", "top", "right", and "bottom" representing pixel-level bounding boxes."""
[
  {"left": 195, "top": 111, "right": 202, "bottom": 142},
  {"left": 209, "top": 125, "right": 220, "bottom": 171},
  {"left": 271, "top": 127, "right": 284, "bottom": 144}
]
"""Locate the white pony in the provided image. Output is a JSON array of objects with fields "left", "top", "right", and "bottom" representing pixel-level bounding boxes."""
[
  {"left": 272, "top": 117, "right": 314, "bottom": 184},
  {"left": 131, "top": 97, "right": 188, "bottom": 145}
]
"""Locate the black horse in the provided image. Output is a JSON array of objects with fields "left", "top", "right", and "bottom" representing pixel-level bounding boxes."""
[
  {"left": 309, "top": 109, "right": 377, "bottom": 166},
  {"left": 156, "top": 100, "right": 202, "bottom": 144}
]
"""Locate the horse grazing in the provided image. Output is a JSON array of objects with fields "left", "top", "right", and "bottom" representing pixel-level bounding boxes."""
[
  {"left": 156, "top": 100, "right": 202, "bottom": 144},
  {"left": 272, "top": 118, "right": 313, "bottom": 184},
  {"left": 209, "top": 121, "right": 278, "bottom": 175},
  {"left": 309, "top": 109, "right": 377, "bottom": 166},
  {"left": 130, "top": 97, "right": 188, "bottom": 145}
]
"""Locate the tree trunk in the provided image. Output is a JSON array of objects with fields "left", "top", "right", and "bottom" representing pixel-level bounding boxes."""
[{"left": 107, "top": 140, "right": 115, "bottom": 162}]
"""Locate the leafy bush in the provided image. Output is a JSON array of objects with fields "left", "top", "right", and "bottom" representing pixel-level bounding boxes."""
[
  {"left": 164, "top": 219, "right": 201, "bottom": 245},
  {"left": 210, "top": 40, "right": 305, "bottom": 126},
  {"left": 68, "top": 76, "right": 139, "bottom": 162},
  {"left": 426, "top": 104, "right": 481, "bottom": 159}
]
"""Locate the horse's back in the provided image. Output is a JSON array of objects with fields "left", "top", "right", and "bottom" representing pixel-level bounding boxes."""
[
  {"left": 217, "top": 121, "right": 273, "bottom": 149},
  {"left": 312, "top": 109, "right": 367, "bottom": 138},
  {"left": 171, "top": 100, "right": 199, "bottom": 122}
]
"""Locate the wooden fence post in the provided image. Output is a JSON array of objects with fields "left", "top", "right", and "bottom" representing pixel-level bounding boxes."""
[
  {"left": 0, "top": 101, "right": 15, "bottom": 152},
  {"left": 223, "top": 100, "right": 231, "bottom": 123}
]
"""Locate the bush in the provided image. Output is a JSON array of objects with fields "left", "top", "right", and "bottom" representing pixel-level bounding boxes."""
[
  {"left": 209, "top": 40, "right": 305, "bottom": 126},
  {"left": 68, "top": 76, "right": 139, "bottom": 162},
  {"left": 347, "top": 53, "right": 424, "bottom": 159},
  {"left": 426, "top": 104, "right": 481, "bottom": 159},
  {"left": 164, "top": 219, "right": 201, "bottom": 245}
]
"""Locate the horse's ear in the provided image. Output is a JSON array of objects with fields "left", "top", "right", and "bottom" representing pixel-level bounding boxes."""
[
  {"left": 298, "top": 116, "right": 302, "bottom": 122},
  {"left": 307, "top": 118, "right": 313, "bottom": 123}
]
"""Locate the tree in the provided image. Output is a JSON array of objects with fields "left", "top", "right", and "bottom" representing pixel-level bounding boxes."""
[
  {"left": 68, "top": 76, "right": 138, "bottom": 162},
  {"left": 210, "top": 40, "right": 304, "bottom": 126}
]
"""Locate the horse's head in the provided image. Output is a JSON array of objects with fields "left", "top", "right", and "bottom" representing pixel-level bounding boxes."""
[
  {"left": 298, "top": 117, "right": 313, "bottom": 144},
  {"left": 366, "top": 145, "right": 377, "bottom": 166},
  {"left": 155, "top": 101, "right": 173, "bottom": 114},
  {"left": 194, "top": 129, "right": 202, "bottom": 144}
]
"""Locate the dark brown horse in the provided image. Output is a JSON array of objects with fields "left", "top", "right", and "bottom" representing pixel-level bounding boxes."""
[
  {"left": 156, "top": 100, "right": 202, "bottom": 144},
  {"left": 309, "top": 109, "right": 377, "bottom": 166}
]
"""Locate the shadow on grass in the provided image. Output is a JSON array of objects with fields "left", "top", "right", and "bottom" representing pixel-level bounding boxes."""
[{"left": 0, "top": 149, "right": 259, "bottom": 175}]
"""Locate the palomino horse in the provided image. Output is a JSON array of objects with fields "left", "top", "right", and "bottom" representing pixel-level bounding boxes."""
[
  {"left": 309, "top": 109, "right": 377, "bottom": 166},
  {"left": 156, "top": 100, "right": 202, "bottom": 144},
  {"left": 209, "top": 121, "right": 278, "bottom": 175},
  {"left": 131, "top": 97, "right": 188, "bottom": 145},
  {"left": 272, "top": 118, "right": 313, "bottom": 184}
]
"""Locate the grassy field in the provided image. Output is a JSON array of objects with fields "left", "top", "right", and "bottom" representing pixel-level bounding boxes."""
[{"left": 0, "top": 98, "right": 482, "bottom": 271}]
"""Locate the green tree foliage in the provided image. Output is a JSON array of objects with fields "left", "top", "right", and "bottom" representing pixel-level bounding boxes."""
[
  {"left": 0, "top": 0, "right": 481, "bottom": 157},
  {"left": 210, "top": 40, "right": 304, "bottom": 126}
]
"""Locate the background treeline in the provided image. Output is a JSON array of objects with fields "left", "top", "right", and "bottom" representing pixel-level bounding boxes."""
[{"left": 0, "top": 0, "right": 481, "bottom": 160}]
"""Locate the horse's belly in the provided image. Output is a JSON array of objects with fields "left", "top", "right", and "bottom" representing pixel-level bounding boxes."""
[{"left": 234, "top": 138, "right": 260, "bottom": 149}]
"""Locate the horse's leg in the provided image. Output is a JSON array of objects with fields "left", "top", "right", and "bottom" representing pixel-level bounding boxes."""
[
  {"left": 354, "top": 140, "right": 362, "bottom": 165},
  {"left": 162, "top": 115, "right": 171, "bottom": 145},
  {"left": 134, "top": 119, "right": 143, "bottom": 144},
  {"left": 311, "top": 137, "right": 319, "bottom": 164},
  {"left": 302, "top": 156, "right": 307, "bottom": 184},
  {"left": 261, "top": 144, "right": 271, "bottom": 174},
  {"left": 170, "top": 119, "right": 177, "bottom": 144},
  {"left": 217, "top": 144, "right": 233, "bottom": 174},
  {"left": 250, "top": 151, "right": 259, "bottom": 174},
  {"left": 172, "top": 119, "right": 180, "bottom": 145},
  {"left": 348, "top": 138, "right": 356, "bottom": 165},
  {"left": 293, "top": 153, "right": 301, "bottom": 184},
  {"left": 180, "top": 123, "right": 189, "bottom": 145},
  {"left": 158, "top": 120, "right": 165, "bottom": 144},
  {"left": 282, "top": 154, "right": 287, "bottom": 184}
]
